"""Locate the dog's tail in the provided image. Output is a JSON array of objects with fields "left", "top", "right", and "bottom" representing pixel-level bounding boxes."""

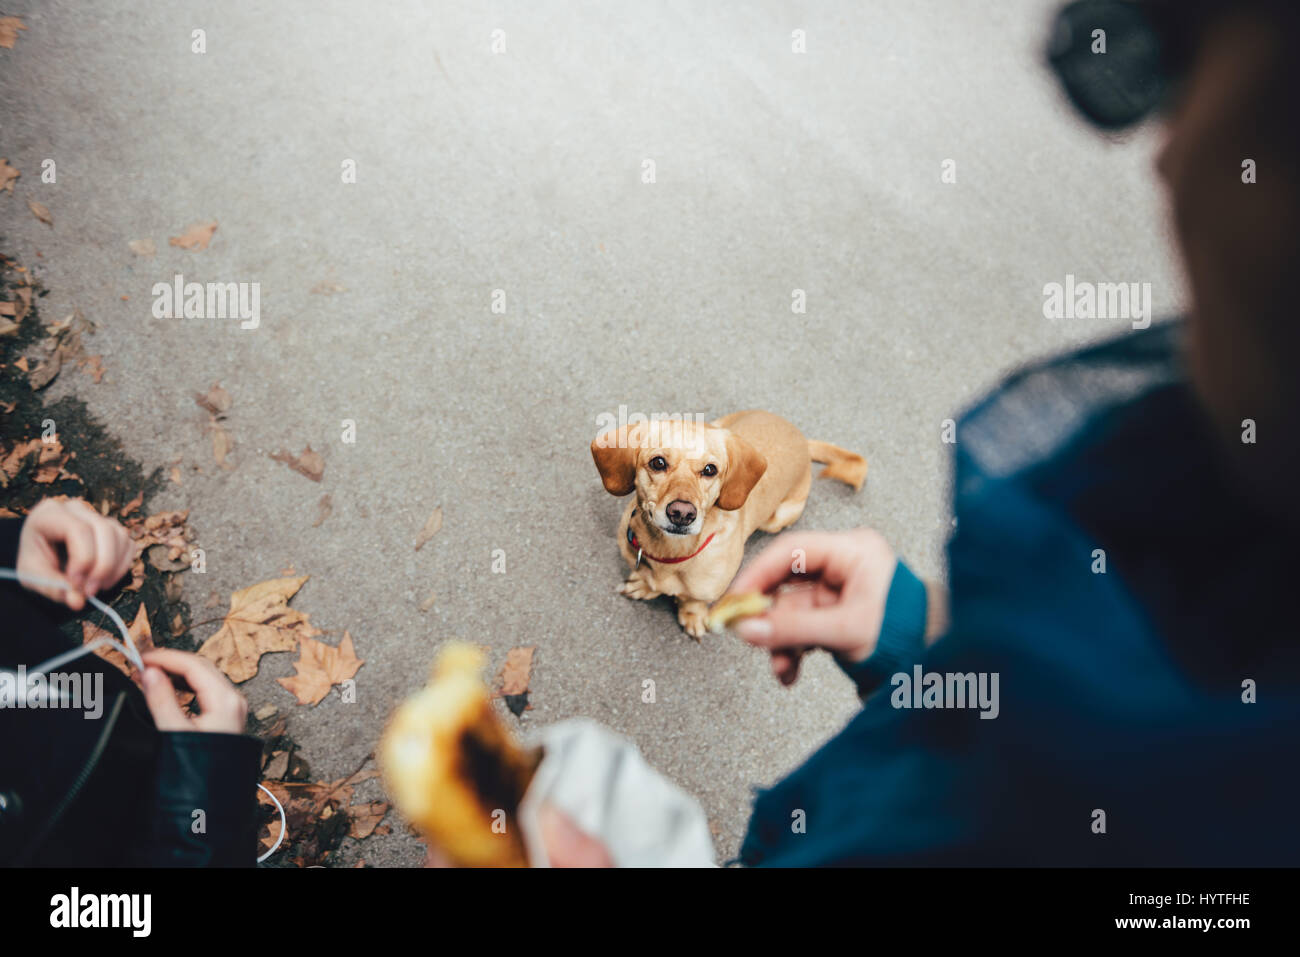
[{"left": 808, "top": 439, "right": 868, "bottom": 491}]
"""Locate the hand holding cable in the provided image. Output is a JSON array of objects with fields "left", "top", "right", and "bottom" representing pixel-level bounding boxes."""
[{"left": 15, "top": 497, "right": 134, "bottom": 612}]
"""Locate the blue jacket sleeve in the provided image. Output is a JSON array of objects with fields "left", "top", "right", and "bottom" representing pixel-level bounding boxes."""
[{"left": 836, "top": 559, "right": 930, "bottom": 697}]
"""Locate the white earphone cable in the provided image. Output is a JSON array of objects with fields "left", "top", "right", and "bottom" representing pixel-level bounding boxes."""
[{"left": 1, "top": 566, "right": 287, "bottom": 862}]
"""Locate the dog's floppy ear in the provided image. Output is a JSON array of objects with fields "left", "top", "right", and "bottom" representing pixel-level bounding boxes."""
[
  {"left": 717, "top": 433, "right": 767, "bottom": 510},
  {"left": 591, "top": 425, "right": 640, "bottom": 496}
]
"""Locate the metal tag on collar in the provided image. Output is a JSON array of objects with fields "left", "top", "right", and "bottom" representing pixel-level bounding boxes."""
[{"left": 627, "top": 523, "right": 643, "bottom": 568}]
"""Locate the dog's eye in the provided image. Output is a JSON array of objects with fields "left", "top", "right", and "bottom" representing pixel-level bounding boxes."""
[
  {"left": 701, "top": 464, "right": 718, "bottom": 477},
  {"left": 649, "top": 456, "right": 668, "bottom": 472}
]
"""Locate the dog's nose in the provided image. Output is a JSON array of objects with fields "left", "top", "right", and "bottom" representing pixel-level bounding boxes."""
[{"left": 666, "top": 500, "right": 697, "bottom": 527}]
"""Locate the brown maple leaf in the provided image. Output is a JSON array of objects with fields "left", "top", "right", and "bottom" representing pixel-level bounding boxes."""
[
  {"left": 198, "top": 576, "right": 320, "bottom": 683},
  {"left": 276, "top": 631, "right": 364, "bottom": 707},
  {"left": 169, "top": 220, "right": 218, "bottom": 251},
  {"left": 0, "top": 158, "right": 18, "bottom": 192},
  {"left": 270, "top": 445, "right": 324, "bottom": 482}
]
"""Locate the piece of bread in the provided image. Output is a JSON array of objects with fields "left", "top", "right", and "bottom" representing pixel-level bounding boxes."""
[
  {"left": 705, "top": 591, "right": 774, "bottom": 634},
  {"left": 379, "top": 643, "right": 540, "bottom": 867}
]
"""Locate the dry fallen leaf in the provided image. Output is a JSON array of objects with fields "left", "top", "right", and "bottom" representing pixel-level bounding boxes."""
[
  {"left": 1, "top": 439, "right": 39, "bottom": 481},
  {"left": 29, "top": 309, "right": 95, "bottom": 391},
  {"left": 276, "top": 631, "right": 364, "bottom": 707},
  {"left": 259, "top": 815, "right": 283, "bottom": 853},
  {"left": 27, "top": 199, "right": 52, "bottom": 226},
  {"left": 264, "top": 750, "right": 290, "bottom": 779},
  {"left": 195, "top": 383, "right": 232, "bottom": 417},
  {"left": 1, "top": 292, "right": 29, "bottom": 337},
  {"left": 418, "top": 591, "right": 437, "bottom": 613},
  {"left": 119, "top": 491, "right": 143, "bottom": 518},
  {"left": 32, "top": 439, "right": 69, "bottom": 484},
  {"left": 312, "top": 493, "right": 332, "bottom": 528},
  {"left": 0, "top": 17, "right": 27, "bottom": 50},
  {"left": 122, "top": 508, "right": 195, "bottom": 591},
  {"left": 127, "top": 239, "right": 156, "bottom": 257},
  {"left": 28, "top": 349, "right": 62, "bottom": 390},
  {"left": 0, "top": 439, "right": 71, "bottom": 488},
  {"left": 414, "top": 506, "right": 443, "bottom": 550},
  {"left": 79, "top": 354, "right": 105, "bottom": 383},
  {"left": 169, "top": 465, "right": 183, "bottom": 484},
  {"left": 169, "top": 220, "right": 218, "bottom": 251},
  {"left": 211, "top": 423, "right": 234, "bottom": 469},
  {"left": 494, "top": 645, "right": 535, "bottom": 717},
  {"left": 347, "top": 801, "right": 390, "bottom": 840},
  {"left": 0, "top": 158, "right": 18, "bottom": 192},
  {"left": 496, "top": 646, "right": 535, "bottom": 697},
  {"left": 0, "top": 286, "right": 33, "bottom": 337},
  {"left": 12, "top": 286, "right": 31, "bottom": 322},
  {"left": 258, "top": 766, "right": 386, "bottom": 864},
  {"left": 271, "top": 445, "right": 324, "bottom": 482},
  {"left": 198, "top": 576, "right": 320, "bottom": 683}
]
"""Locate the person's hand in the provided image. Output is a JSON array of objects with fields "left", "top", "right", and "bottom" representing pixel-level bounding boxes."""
[
  {"left": 535, "top": 804, "right": 613, "bottom": 867},
  {"left": 137, "top": 648, "right": 248, "bottom": 734},
  {"left": 15, "top": 497, "right": 134, "bottom": 610},
  {"left": 726, "top": 528, "right": 897, "bottom": 686}
]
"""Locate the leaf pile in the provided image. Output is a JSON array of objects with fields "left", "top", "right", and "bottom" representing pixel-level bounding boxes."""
[{"left": 252, "top": 720, "right": 390, "bottom": 869}]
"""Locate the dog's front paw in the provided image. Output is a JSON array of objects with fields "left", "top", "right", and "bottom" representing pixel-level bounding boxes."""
[
  {"left": 677, "top": 602, "right": 709, "bottom": 641},
  {"left": 619, "top": 576, "right": 660, "bottom": 601}
]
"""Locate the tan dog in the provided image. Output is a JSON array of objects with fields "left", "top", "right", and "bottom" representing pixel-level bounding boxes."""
[{"left": 591, "top": 411, "right": 866, "bottom": 637}]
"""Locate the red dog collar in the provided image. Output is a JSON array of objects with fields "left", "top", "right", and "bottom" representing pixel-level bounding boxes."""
[{"left": 628, "top": 522, "right": 716, "bottom": 564}]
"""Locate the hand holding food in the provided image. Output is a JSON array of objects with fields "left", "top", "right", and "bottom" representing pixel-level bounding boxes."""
[
  {"left": 380, "top": 643, "right": 541, "bottom": 867},
  {"left": 705, "top": 591, "right": 773, "bottom": 634}
]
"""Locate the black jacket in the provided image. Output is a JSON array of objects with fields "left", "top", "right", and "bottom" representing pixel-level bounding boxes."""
[{"left": 0, "top": 518, "right": 262, "bottom": 866}]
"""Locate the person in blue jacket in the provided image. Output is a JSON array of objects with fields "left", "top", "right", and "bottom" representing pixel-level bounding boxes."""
[{"left": 731, "top": 0, "right": 1300, "bottom": 866}]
